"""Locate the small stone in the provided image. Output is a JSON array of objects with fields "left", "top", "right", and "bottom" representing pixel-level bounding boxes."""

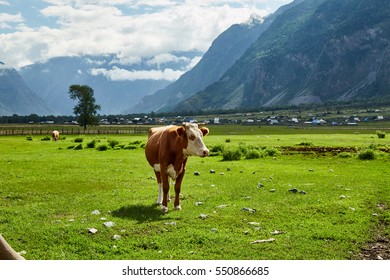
[
  {"left": 243, "top": 230, "right": 250, "bottom": 235},
  {"left": 195, "top": 201, "right": 203, "bottom": 206},
  {"left": 339, "top": 195, "right": 347, "bottom": 199},
  {"left": 226, "top": 168, "right": 231, "bottom": 171},
  {"left": 216, "top": 204, "right": 228, "bottom": 208},
  {"left": 242, "top": 207, "right": 256, "bottom": 213},
  {"left": 289, "top": 188, "right": 298, "bottom": 193},
  {"left": 250, "top": 238, "right": 275, "bottom": 244},
  {"left": 372, "top": 213, "right": 378, "bottom": 216},
  {"left": 219, "top": 172, "right": 225, "bottom": 175},
  {"left": 309, "top": 169, "right": 314, "bottom": 172},
  {"left": 100, "top": 217, "right": 107, "bottom": 220},
  {"left": 89, "top": 228, "right": 98, "bottom": 234},
  {"left": 299, "top": 190, "right": 307, "bottom": 195},
  {"left": 329, "top": 169, "right": 334, "bottom": 172},
  {"left": 211, "top": 228, "right": 218, "bottom": 232},
  {"left": 269, "top": 189, "right": 276, "bottom": 192},
  {"left": 199, "top": 214, "right": 208, "bottom": 219},
  {"left": 248, "top": 222, "right": 260, "bottom": 226},
  {"left": 271, "top": 230, "right": 284, "bottom": 235},
  {"left": 210, "top": 169, "right": 215, "bottom": 174},
  {"left": 257, "top": 183, "right": 265, "bottom": 188},
  {"left": 164, "top": 221, "right": 177, "bottom": 226},
  {"left": 103, "top": 221, "right": 115, "bottom": 227},
  {"left": 113, "top": 235, "right": 121, "bottom": 240},
  {"left": 68, "top": 219, "right": 75, "bottom": 222},
  {"left": 91, "top": 210, "right": 100, "bottom": 215},
  {"left": 194, "top": 171, "right": 200, "bottom": 176}
]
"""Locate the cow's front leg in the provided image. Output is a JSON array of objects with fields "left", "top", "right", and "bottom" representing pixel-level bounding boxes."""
[
  {"left": 174, "top": 171, "right": 185, "bottom": 210},
  {"left": 161, "top": 173, "right": 170, "bottom": 213},
  {"left": 154, "top": 171, "right": 163, "bottom": 205}
]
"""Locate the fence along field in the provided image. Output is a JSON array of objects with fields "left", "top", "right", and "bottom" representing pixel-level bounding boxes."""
[
  {"left": 0, "top": 125, "right": 389, "bottom": 260},
  {"left": 0, "top": 124, "right": 149, "bottom": 136}
]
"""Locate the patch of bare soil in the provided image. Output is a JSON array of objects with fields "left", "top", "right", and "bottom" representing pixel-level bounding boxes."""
[
  {"left": 354, "top": 204, "right": 390, "bottom": 260},
  {"left": 355, "top": 231, "right": 390, "bottom": 260},
  {"left": 280, "top": 146, "right": 358, "bottom": 155}
]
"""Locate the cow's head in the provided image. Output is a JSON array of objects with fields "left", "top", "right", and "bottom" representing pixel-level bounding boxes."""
[{"left": 178, "top": 123, "right": 209, "bottom": 157}]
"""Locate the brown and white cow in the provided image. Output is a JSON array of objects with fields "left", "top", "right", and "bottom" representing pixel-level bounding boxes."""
[
  {"left": 145, "top": 123, "right": 209, "bottom": 212},
  {"left": 51, "top": 130, "right": 59, "bottom": 141}
]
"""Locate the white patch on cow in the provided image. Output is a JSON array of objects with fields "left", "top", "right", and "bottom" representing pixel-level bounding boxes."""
[
  {"left": 157, "top": 183, "right": 163, "bottom": 205},
  {"left": 153, "top": 163, "right": 161, "bottom": 172},
  {"left": 183, "top": 124, "right": 209, "bottom": 157},
  {"left": 167, "top": 164, "right": 177, "bottom": 180}
]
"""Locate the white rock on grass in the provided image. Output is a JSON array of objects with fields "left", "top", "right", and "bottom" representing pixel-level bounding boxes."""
[
  {"left": 250, "top": 238, "right": 275, "bottom": 244},
  {"left": 91, "top": 210, "right": 100, "bottom": 215},
  {"left": 103, "top": 221, "right": 115, "bottom": 227},
  {"left": 89, "top": 228, "right": 98, "bottom": 234},
  {"left": 113, "top": 235, "right": 121, "bottom": 240},
  {"left": 271, "top": 230, "right": 284, "bottom": 235},
  {"left": 199, "top": 214, "right": 208, "bottom": 220}
]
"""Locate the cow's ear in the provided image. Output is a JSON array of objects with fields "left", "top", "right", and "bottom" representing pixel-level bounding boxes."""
[
  {"left": 200, "top": 127, "right": 209, "bottom": 137},
  {"left": 176, "top": 125, "right": 186, "bottom": 137}
]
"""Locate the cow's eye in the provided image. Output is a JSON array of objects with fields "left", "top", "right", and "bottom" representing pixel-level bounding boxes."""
[{"left": 189, "top": 135, "right": 196, "bottom": 141}]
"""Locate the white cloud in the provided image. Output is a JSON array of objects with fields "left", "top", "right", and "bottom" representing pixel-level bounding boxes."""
[
  {"left": 90, "top": 66, "right": 183, "bottom": 81},
  {"left": 0, "top": 0, "right": 292, "bottom": 68},
  {"left": 0, "top": 12, "right": 24, "bottom": 29},
  {"left": 146, "top": 53, "right": 190, "bottom": 67}
]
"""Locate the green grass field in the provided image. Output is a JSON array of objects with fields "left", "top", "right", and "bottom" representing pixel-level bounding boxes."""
[{"left": 0, "top": 127, "right": 389, "bottom": 260}]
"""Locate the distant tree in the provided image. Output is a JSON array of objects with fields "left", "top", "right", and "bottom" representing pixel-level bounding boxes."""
[{"left": 68, "top": 84, "right": 101, "bottom": 130}]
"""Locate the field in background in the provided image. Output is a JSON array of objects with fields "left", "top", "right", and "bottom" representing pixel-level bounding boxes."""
[{"left": 0, "top": 127, "right": 389, "bottom": 260}]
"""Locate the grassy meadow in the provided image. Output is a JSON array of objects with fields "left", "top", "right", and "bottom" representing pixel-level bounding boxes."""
[{"left": 0, "top": 125, "right": 389, "bottom": 260}]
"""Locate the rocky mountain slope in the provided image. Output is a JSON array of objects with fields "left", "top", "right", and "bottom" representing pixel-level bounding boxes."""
[{"left": 176, "top": 0, "right": 390, "bottom": 112}]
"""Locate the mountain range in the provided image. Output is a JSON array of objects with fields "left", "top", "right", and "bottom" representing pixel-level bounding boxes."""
[
  {"left": 1, "top": 0, "right": 389, "bottom": 116},
  {"left": 0, "top": 62, "right": 52, "bottom": 116},
  {"left": 131, "top": 2, "right": 305, "bottom": 113},
  {"left": 175, "top": 0, "right": 390, "bottom": 111},
  {"left": 19, "top": 52, "right": 202, "bottom": 115}
]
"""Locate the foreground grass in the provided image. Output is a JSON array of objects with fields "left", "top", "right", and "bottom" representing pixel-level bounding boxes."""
[{"left": 0, "top": 132, "right": 389, "bottom": 260}]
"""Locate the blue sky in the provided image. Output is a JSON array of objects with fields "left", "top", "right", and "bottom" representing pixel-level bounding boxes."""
[{"left": 0, "top": 0, "right": 291, "bottom": 75}]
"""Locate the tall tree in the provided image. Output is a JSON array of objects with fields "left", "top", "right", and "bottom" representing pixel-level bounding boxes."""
[{"left": 68, "top": 84, "right": 101, "bottom": 131}]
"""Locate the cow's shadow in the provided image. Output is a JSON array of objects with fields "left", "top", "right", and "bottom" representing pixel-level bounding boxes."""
[{"left": 112, "top": 204, "right": 170, "bottom": 223}]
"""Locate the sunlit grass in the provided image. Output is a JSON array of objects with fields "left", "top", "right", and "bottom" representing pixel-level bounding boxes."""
[{"left": 0, "top": 132, "right": 389, "bottom": 259}]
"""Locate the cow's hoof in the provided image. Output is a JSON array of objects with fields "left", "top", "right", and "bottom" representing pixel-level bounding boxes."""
[
  {"left": 161, "top": 206, "right": 168, "bottom": 213},
  {"left": 174, "top": 205, "right": 182, "bottom": 211}
]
